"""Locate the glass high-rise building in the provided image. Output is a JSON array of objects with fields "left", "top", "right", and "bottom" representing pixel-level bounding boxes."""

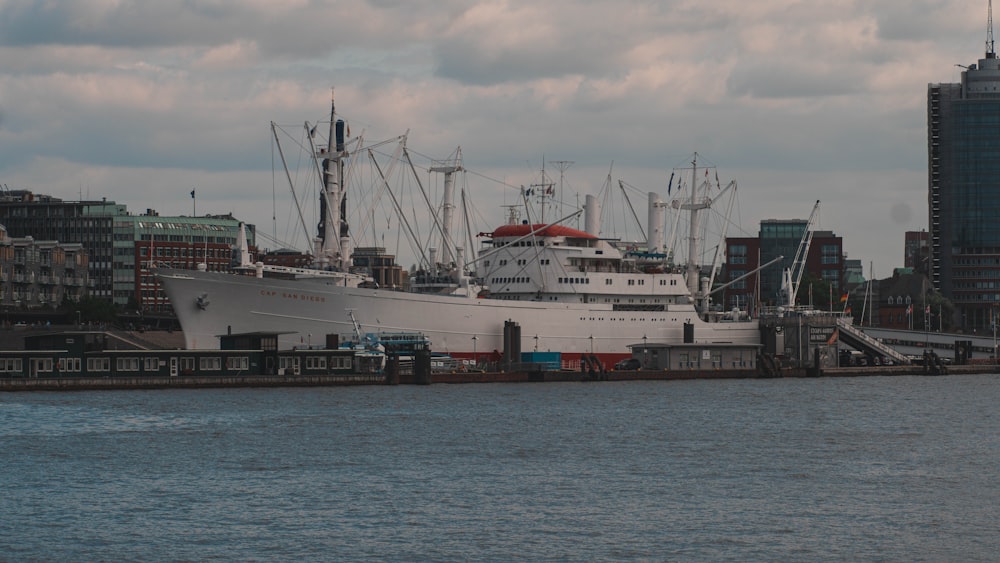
[{"left": 927, "top": 26, "right": 1000, "bottom": 331}]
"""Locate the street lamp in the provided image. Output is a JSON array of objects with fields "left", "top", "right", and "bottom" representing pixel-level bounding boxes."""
[
  {"left": 589, "top": 335, "right": 594, "bottom": 354},
  {"left": 992, "top": 307, "right": 997, "bottom": 364},
  {"left": 472, "top": 335, "right": 478, "bottom": 365},
  {"left": 534, "top": 334, "right": 539, "bottom": 352},
  {"left": 642, "top": 334, "right": 648, "bottom": 367},
  {"left": 76, "top": 310, "right": 81, "bottom": 328}
]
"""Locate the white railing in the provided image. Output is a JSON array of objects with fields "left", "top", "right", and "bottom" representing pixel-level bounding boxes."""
[{"left": 836, "top": 317, "right": 909, "bottom": 364}]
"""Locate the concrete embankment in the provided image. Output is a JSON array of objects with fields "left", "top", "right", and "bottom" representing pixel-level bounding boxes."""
[
  {"left": 0, "top": 373, "right": 385, "bottom": 391},
  {"left": 821, "top": 363, "right": 998, "bottom": 377},
  {"left": 6, "top": 363, "right": 996, "bottom": 391}
]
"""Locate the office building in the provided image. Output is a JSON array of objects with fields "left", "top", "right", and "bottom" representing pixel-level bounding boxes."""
[
  {"left": 927, "top": 18, "right": 1000, "bottom": 330},
  {"left": 0, "top": 191, "right": 121, "bottom": 301},
  {"left": 904, "top": 231, "right": 929, "bottom": 271},
  {"left": 127, "top": 210, "right": 256, "bottom": 312},
  {"left": 0, "top": 191, "right": 254, "bottom": 309},
  {"left": 723, "top": 220, "right": 844, "bottom": 312}
]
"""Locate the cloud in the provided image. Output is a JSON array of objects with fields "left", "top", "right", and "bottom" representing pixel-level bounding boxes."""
[{"left": 0, "top": 0, "right": 987, "bottom": 272}]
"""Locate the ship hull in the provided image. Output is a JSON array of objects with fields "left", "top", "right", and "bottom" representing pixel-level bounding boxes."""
[{"left": 156, "top": 268, "right": 761, "bottom": 360}]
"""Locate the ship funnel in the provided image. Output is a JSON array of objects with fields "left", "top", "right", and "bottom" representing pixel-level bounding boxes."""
[
  {"left": 584, "top": 194, "right": 601, "bottom": 236},
  {"left": 647, "top": 192, "right": 664, "bottom": 254},
  {"left": 335, "top": 120, "right": 346, "bottom": 153}
]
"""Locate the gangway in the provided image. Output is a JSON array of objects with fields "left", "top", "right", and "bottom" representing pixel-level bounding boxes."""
[{"left": 836, "top": 317, "right": 910, "bottom": 364}]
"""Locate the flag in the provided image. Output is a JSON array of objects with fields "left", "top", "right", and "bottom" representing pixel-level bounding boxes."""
[
  {"left": 906, "top": 304, "right": 912, "bottom": 316},
  {"left": 925, "top": 305, "right": 931, "bottom": 315},
  {"left": 667, "top": 172, "right": 674, "bottom": 195},
  {"left": 190, "top": 189, "right": 196, "bottom": 199},
  {"left": 839, "top": 292, "right": 848, "bottom": 303}
]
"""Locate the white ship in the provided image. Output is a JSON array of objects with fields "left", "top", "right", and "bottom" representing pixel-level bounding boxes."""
[{"left": 155, "top": 93, "right": 762, "bottom": 363}]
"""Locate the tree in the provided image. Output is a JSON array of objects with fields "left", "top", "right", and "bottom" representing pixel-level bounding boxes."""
[
  {"left": 69, "top": 297, "right": 118, "bottom": 324},
  {"left": 795, "top": 273, "right": 834, "bottom": 311},
  {"left": 921, "top": 292, "right": 956, "bottom": 332}
]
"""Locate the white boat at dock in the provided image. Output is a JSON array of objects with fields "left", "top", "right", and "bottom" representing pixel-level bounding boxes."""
[{"left": 156, "top": 92, "right": 762, "bottom": 365}]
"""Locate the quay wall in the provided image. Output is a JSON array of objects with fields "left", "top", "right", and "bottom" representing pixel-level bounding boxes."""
[
  {"left": 4, "top": 364, "right": 996, "bottom": 391},
  {"left": 0, "top": 373, "right": 385, "bottom": 391}
]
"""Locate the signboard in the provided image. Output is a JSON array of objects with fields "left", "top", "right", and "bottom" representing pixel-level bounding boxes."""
[{"left": 809, "top": 326, "right": 835, "bottom": 343}]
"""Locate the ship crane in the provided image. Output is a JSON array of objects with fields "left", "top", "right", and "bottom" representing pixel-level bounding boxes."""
[
  {"left": 780, "top": 200, "right": 820, "bottom": 308},
  {"left": 708, "top": 254, "right": 786, "bottom": 305}
]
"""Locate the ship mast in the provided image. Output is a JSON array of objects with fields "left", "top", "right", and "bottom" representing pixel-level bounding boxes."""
[
  {"left": 682, "top": 153, "right": 709, "bottom": 296},
  {"left": 429, "top": 148, "right": 464, "bottom": 265},
  {"left": 319, "top": 88, "right": 350, "bottom": 270}
]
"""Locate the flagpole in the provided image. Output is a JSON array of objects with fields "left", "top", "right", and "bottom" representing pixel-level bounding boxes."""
[{"left": 191, "top": 188, "right": 196, "bottom": 216}]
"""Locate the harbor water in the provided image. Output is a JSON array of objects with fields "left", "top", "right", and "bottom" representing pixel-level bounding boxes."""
[{"left": 2, "top": 375, "right": 999, "bottom": 561}]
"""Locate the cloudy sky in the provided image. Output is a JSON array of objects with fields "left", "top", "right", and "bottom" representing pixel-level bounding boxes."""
[{"left": 0, "top": 0, "right": 989, "bottom": 274}]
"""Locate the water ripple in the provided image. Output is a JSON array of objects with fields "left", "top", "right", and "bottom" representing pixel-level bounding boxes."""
[{"left": 1, "top": 377, "right": 999, "bottom": 560}]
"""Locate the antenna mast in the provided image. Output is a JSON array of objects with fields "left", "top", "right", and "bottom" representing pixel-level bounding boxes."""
[
  {"left": 552, "top": 160, "right": 574, "bottom": 222},
  {"left": 988, "top": 0, "right": 996, "bottom": 58}
]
